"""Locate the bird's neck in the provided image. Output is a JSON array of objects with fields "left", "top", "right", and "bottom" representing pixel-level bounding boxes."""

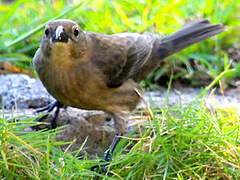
[{"left": 50, "top": 43, "right": 71, "bottom": 64}]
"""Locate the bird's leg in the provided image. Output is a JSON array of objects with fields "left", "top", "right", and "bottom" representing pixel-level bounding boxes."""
[
  {"left": 35, "top": 100, "right": 64, "bottom": 129},
  {"left": 103, "top": 133, "right": 122, "bottom": 162},
  {"left": 90, "top": 113, "right": 126, "bottom": 173},
  {"left": 90, "top": 133, "right": 122, "bottom": 172}
]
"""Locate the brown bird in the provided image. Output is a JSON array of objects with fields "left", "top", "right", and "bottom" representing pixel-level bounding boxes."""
[{"left": 33, "top": 19, "right": 225, "bottom": 170}]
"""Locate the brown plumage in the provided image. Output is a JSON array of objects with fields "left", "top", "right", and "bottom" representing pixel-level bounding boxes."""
[{"left": 34, "top": 19, "right": 225, "bottom": 135}]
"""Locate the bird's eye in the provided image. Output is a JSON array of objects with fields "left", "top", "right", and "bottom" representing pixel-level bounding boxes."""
[
  {"left": 45, "top": 28, "right": 49, "bottom": 36},
  {"left": 73, "top": 28, "right": 79, "bottom": 37}
]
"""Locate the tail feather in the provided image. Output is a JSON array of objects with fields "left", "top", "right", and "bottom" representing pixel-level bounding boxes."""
[{"left": 153, "top": 19, "right": 226, "bottom": 59}]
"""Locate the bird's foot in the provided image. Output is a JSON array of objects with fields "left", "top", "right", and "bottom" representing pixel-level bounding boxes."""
[
  {"left": 90, "top": 149, "right": 112, "bottom": 173},
  {"left": 90, "top": 134, "right": 122, "bottom": 175},
  {"left": 35, "top": 100, "right": 63, "bottom": 129}
]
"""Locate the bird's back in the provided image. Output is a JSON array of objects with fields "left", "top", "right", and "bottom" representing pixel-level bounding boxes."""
[
  {"left": 86, "top": 31, "right": 159, "bottom": 87},
  {"left": 86, "top": 19, "right": 225, "bottom": 85},
  {"left": 111, "top": 32, "right": 159, "bottom": 81}
]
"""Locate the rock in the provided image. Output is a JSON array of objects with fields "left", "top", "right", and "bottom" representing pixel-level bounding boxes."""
[
  {"left": 54, "top": 108, "right": 115, "bottom": 157},
  {"left": 34, "top": 107, "right": 144, "bottom": 157},
  {"left": 0, "top": 107, "right": 140, "bottom": 158},
  {"left": 138, "top": 87, "right": 203, "bottom": 109},
  {"left": 0, "top": 74, "right": 54, "bottom": 109}
]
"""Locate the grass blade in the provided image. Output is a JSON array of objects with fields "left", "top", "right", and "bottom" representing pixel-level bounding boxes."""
[{"left": 5, "top": 2, "right": 84, "bottom": 48}]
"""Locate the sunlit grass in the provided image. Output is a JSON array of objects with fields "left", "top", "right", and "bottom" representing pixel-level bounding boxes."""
[
  {"left": 0, "top": 0, "right": 240, "bottom": 179},
  {"left": 0, "top": 69, "right": 239, "bottom": 179},
  {"left": 0, "top": 0, "right": 240, "bottom": 84},
  {"left": 0, "top": 94, "right": 239, "bottom": 179}
]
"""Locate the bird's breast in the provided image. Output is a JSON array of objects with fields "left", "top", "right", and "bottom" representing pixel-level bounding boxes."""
[{"left": 38, "top": 56, "right": 141, "bottom": 113}]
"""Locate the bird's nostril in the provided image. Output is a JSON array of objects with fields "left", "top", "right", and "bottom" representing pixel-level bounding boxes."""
[{"left": 53, "top": 25, "right": 69, "bottom": 43}]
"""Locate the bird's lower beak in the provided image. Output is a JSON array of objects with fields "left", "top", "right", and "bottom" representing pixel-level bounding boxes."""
[{"left": 52, "top": 26, "right": 69, "bottom": 43}]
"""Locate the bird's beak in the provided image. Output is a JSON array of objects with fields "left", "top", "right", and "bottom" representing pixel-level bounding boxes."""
[{"left": 52, "top": 26, "right": 69, "bottom": 43}]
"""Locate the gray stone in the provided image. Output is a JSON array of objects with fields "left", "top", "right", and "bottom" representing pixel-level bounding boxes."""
[
  {"left": 0, "top": 74, "right": 54, "bottom": 109},
  {"left": 54, "top": 108, "right": 115, "bottom": 157},
  {"left": 0, "top": 107, "right": 137, "bottom": 158}
]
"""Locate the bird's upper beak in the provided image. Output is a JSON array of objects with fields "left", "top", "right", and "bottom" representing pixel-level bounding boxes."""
[{"left": 52, "top": 26, "right": 69, "bottom": 43}]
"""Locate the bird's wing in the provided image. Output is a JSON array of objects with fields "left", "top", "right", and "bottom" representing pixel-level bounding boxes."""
[
  {"left": 89, "top": 32, "right": 157, "bottom": 87},
  {"left": 33, "top": 48, "right": 44, "bottom": 73}
]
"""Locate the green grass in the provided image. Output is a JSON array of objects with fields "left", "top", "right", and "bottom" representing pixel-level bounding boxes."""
[
  {"left": 0, "top": 0, "right": 240, "bottom": 85},
  {"left": 1, "top": 97, "right": 239, "bottom": 179},
  {"left": 0, "top": 69, "right": 239, "bottom": 179},
  {"left": 0, "top": 0, "right": 240, "bottom": 179}
]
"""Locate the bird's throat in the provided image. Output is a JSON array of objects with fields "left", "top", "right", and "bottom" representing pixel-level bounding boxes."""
[{"left": 51, "top": 42, "right": 71, "bottom": 64}]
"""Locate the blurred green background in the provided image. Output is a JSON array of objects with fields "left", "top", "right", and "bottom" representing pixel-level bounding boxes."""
[
  {"left": 0, "top": 1, "right": 240, "bottom": 179},
  {"left": 0, "top": 0, "right": 239, "bottom": 88}
]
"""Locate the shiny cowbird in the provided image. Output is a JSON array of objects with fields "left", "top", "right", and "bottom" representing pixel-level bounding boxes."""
[{"left": 33, "top": 19, "right": 225, "bottom": 170}]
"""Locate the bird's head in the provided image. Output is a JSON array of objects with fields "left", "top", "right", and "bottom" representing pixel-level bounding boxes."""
[{"left": 40, "top": 19, "right": 86, "bottom": 58}]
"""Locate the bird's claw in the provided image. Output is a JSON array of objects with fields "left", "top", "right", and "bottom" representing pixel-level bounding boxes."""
[
  {"left": 90, "top": 133, "right": 122, "bottom": 177},
  {"left": 103, "top": 149, "right": 112, "bottom": 162},
  {"left": 90, "top": 160, "right": 109, "bottom": 173},
  {"left": 35, "top": 101, "right": 63, "bottom": 129},
  {"left": 90, "top": 149, "right": 112, "bottom": 173}
]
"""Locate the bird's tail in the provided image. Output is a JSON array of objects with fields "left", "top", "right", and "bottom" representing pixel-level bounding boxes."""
[{"left": 152, "top": 19, "right": 225, "bottom": 59}]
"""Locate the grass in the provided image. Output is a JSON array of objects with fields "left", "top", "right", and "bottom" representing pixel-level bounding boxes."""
[
  {"left": 0, "top": 0, "right": 240, "bottom": 179},
  {"left": 0, "top": 0, "right": 240, "bottom": 85},
  {"left": 0, "top": 69, "right": 239, "bottom": 179}
]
